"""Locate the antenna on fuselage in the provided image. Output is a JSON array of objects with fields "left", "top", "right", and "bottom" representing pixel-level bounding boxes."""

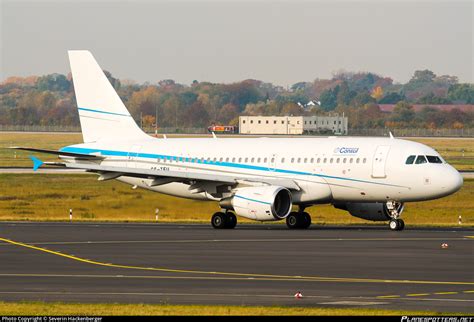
[
  {"left": 212, "top": 132, "right": 217, "bottom": 139},
  {"left": 389, "top": 131, "right": 394, "bottom": 139},
  {"left": 163, "top": 134, "right": 167, "bottom": 139}
]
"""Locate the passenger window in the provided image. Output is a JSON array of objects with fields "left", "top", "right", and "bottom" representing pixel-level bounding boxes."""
[
  {"left": 349, "top": 158, "right": 353, "bottom": 163},
  {"left": 304, "top": 158, "right": 307, "bottom": 163},
  {"left": 323, "top": 158, "right": 327, "bottom": 163},
  {"left": 336, "top": 158, "right": 340, "bottom": 163},
  {"left": 245, "top": 158, "right": 248, "bottom": 163},
  {"left": 297, "top": 158, "right": 301, "bottom": 163},
  {"left": 363, "top": 158, "right": 367, "bottom": 163},
  {"left": 281, "top": 158, "right": 285, "bottom": 163},
  {"left": 356, "top": 158, "right": 360, "bottom": 164},
  {"left": 251, "top": 157, "right": 255, "bottom": 163},
  {"left": 317, "top": 158, "right": 320, "bottom": 163},
  {"left": 415, "top": 155, "right": 427, "bottom": 164},
  {"left": 238, "top": 157, "right": 242, "bottom": 163},
  {"left": 310, "top": 158, "right": 314, "bottom": 163},
  {"left": 426, "top": 155, "right": 442, "bottom": 164},
  {"left": 330, "top": 158, "right": 333, "bottom": 163},
  {"left": 232, "top": 157, "right": 235, "bottom": 163},
  {"left": 405, "top": 155, "right": 416, "bottom": 164},
  {"left": 343, "top": 158, "right": 347, "bottom": 163},
  {"left": 225, "top": 157, "right": 229, "bottom": 162},
  {"left": 264, "top": 158, "right": 268, "bottom": 163},
  {"left": 291, "top": 158, "right": 295, "bottom": 163},
  {"left": 257, "top": 158, "right": 261, "bottom": 163}
]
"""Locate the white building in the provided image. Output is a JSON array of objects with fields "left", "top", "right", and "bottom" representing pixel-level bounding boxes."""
[{"left": 239, "top": 115, "right": 348, "bottom": 135}]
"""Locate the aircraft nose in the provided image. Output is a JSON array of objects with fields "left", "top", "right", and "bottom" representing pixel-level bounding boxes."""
[{"left": 441, "top": 167, "right": 463, "bottom": 195}]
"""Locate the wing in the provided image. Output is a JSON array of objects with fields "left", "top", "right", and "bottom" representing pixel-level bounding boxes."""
[
  {"left": 18, "top": 148, "right": 300, "bottom": 191},
  {"left": 62, "top": 162, "right": 301, "bottom": 190}
]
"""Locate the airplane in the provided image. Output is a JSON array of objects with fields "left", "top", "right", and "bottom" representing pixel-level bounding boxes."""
[{"left": 13, "top": 51, "right": 463, "bottom": 231}]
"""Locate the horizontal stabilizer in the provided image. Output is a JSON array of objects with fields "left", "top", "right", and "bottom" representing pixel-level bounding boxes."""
[
  {"left": 10, "top": 147, "right": 104, "bottom": 159},
  {"left": 29, "top": 155, "right": 43, "bottom": 171}
]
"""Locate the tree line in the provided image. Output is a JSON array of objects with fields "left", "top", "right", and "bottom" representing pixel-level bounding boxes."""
[{"left": 0, "top": 69, "right": 472, "bottom": 130}]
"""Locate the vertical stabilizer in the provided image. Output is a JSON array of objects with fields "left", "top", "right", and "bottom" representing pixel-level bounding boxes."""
[{"left": 68, "top": 50, "right": 148, "bottom": 143}]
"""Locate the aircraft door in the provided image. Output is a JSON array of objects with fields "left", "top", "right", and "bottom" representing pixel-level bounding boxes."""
[{"left": 372, "top": 145, "right": 390, "bottom": 178}]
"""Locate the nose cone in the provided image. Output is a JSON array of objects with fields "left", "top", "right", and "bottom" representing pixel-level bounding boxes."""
[{"left": 441, "top": 167, "right": 463, "bottom": 195}]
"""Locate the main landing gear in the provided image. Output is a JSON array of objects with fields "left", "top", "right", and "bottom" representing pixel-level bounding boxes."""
[
  {"left": 386, "top": 201, "right": 405, "bottom": 231},
  {"left": 211, "top": 211, "right": 237, "bottom": 229},
  {"left": 286, "top": 208, "right": 311, "bottom": 229}
]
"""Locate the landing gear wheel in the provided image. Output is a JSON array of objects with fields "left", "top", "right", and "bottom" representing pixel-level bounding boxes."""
[
  {"left": 211, "top": 212, "right": 226, "bottom": 229},
  {"left": 286, "top": 212, "right": 299, "bottom": 229},
  {"left": 389, "top": 219, "right": 404, "bottom": 231},
  {"left": 286, "top": 212, "right": 311, "bottom": 229},
  {"left": 389, "top": 219, "right": 398, "bottom": 231},
  {"left": 301, "top": 212, "right": 311, "bottom": 229},
  {"left": 397, "top": 219, "right": 405, "bottom": 231},
  {"left": 225, "top": 212, "right": 237, "bottom": 229}
]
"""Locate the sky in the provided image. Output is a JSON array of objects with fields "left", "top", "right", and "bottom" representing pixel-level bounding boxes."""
[{"left": 0, "top": 0, "right": 472, "bottom": 86}]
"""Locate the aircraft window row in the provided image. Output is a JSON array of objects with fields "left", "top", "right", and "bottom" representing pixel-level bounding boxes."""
[
  {"left": 405, "top": 155, "right": 443, "bottom": 165},
  {"left": 157, "top": 156, "right": 367, "bottom": 165}
]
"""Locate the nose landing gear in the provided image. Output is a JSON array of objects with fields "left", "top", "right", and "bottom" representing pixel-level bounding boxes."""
[{"left": 386, "top": 201, "right": 405, "bottom": 231}]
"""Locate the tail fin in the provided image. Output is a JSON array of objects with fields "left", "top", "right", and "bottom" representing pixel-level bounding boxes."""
[{"left": 68, "top": 50, "right": 148, "bottom": 143}]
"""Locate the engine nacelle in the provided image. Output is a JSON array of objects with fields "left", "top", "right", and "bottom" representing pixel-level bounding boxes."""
[
  {"left": 220, "top": 186, "right": 292, "bottom": 221},
  {"left": 334, "top": 202, "right": 404, "bottom": 221}
]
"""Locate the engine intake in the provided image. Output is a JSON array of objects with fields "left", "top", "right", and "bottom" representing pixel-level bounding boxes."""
[{"left": 220, "top": 186, "right": 292, "bottom": 221}]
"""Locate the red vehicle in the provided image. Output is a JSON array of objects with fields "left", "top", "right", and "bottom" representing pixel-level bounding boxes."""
[{"left": 207, "top": 125, "right": 236, "bottom": 133}]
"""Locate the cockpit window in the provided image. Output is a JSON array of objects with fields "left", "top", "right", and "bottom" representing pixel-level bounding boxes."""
[
  {"left": 426, "top": 155, "right": 442, "bottom": 164},
  {"left": 405, "top": 155, "right": 416, "bottom": 164},
  {"left": 415, "top": 155, "right": 427, "bottom": 164}
]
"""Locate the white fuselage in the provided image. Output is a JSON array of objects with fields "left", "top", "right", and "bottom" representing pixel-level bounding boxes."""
[{"left": 61, "top": 136, "right": 463, "bottom": 205}]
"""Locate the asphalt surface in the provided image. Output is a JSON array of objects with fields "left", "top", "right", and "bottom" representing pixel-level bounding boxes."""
[{"left": 0, "top": 222, "right": 472, "bottom": 313}]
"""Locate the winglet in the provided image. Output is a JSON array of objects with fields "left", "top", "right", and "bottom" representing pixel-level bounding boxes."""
[{"left": 29, "top": 155, "right": 44, "bottom": 171}]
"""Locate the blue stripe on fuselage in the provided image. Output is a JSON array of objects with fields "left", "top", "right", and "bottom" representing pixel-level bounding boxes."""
[{"left": 59, "top": 146, "right": 401, "bottom": 188}]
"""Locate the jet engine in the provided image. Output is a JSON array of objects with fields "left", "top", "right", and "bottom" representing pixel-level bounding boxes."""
[
  {"left": 334, "top": 202, "right": 404, "bottom": 221},
  {"left": 220, "top": 185, "right": 292, "bottom": 221}
]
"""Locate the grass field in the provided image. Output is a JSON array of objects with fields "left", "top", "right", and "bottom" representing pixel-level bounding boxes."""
[
  {"left": 0, "top": 173, "right": 472, "bottom": 225},
  {"left": 0, "top": 132, "right": 473, "bottom": 170},
  {"left": 0, "top": 301, "right": 458, "bottom": 316}
]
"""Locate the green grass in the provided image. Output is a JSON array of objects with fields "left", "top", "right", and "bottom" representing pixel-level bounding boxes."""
[
  {"left": 1, "top": 133, "right": 473, "bottom": 170},
  {"left": 0, "top": 301, "right": 461, "bottom": 316},
  {"left": 0, "top": 133, "right": 82, "bottom": 167},
  {"left": 0, "top": 173, "right": 472, "bottom": 226}
]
